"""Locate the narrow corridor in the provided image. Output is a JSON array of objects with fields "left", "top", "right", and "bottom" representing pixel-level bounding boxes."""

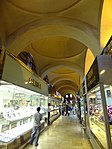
[{"left": 25, "top": 115, "right": 93, "bottom": 149}]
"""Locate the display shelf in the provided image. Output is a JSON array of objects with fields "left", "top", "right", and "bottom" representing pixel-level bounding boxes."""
[
  {"left": 50, "top": 113, "right": 60, "bottom": 124},
  {"left": 85, "top": 55, "right": 112, "bottom": 149},
  {"left": 0, "top": 119, "right": 45, "bottom": 143},
  {"left": 90, "top": 119, "right": 106, "bottom": 149},
  {"left": 50, "top": 107, "right": 59, "bottom": 117},
  {"left": 48, "top": 101, "right": 60, "bottom": 124},
  {"left": 0, "top": 122, "right": 32, "bottom": 143},
  {"left": 90, "top": 116, "right": 105, "bottom": 130},
  {"left": 50, "top": 107, "right": 59, "bottom": 112},
  {"left": 0, "top": 53, "right": 49, "bottom": 149}
]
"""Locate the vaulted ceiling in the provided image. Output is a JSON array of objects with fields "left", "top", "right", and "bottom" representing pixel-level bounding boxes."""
[{"left": 0, "top": 0, "right": 112, "bottom": 97}]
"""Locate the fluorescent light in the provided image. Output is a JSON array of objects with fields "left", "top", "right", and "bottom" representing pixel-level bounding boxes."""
[
  {"left": 66, "top": 95, "right": 68, "bottom": 98},
  {"left": 100, "top": 69, "right": 105, "bottom": 75},
  {"left": 70, "top": 94, "right": 72, "bottom": 98}
]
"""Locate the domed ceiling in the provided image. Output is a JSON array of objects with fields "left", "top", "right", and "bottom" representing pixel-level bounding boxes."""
[{"left": 31, "top": 37, "right": 86, "bottom": 58}]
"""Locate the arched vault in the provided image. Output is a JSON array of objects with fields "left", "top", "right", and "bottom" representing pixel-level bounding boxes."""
[
  {"left": 62, "top": 91, "right": 76, "bottom": 97},
  {"left": 51, "top": 76, "right": 79, "bottom": 87},
  {"left": 0, "top": 0, "right": 104, "bottom": 96},
  {"left": 58, "top": 85, "right": 78, "bottom": 93},
  {"left": 55, "top": 80, "right": 78, "bottom": 91},
  {"left": 59, "top": 87, "right": 77, "bottom": 97},
  {"left": 40, "top": 61, "right": 83, "bottom": 78},
  {"left": 7, "top": 17, "right": 100, "bottom": 56}
]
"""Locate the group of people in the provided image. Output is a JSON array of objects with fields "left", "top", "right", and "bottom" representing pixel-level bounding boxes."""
[{"left": 60, "top": 104, "right": 75, "bottom": 116}]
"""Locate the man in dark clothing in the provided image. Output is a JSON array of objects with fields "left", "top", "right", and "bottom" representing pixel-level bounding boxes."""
[
  {"left": 48, "top": 103, "right": 51, "bottom": 125},
  {"left": 65, "top": 104, "right": 69, "bottom": 116},
  {"left": 30, "top": 107, "right": 42, "bottom": 146}
]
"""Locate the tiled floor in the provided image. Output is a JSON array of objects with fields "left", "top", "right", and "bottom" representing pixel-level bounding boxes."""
[{"left": 25, "top": 115, "right": 93, "bottom": 149}]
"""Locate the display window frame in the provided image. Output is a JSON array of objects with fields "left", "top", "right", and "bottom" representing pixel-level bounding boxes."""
[
  {"left": 0, "top": 53, "right": 49, "bottom": 148},
  {"left": 86, "top": 55, "right": 112, "bottom": 149},
  {"left": 0, "top": 80, "right": 49, "bottom": 146}
]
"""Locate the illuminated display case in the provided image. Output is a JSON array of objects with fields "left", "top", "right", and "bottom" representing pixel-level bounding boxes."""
[
  {"left": 80, "top": 96, "right": 85, "bottom": 126},
  {"left": 0, "top": 53, "right": 49, "bottom": 149},
  {"left": 0, "top": 81, "right": 49, "bottom": 149},
  {"left": 88, "top": 85, "right": 107, "bottom": 149},
  {"left": 48, "top": 97, "right": 60, "bottom": 124},
  {"left": 80, "top": 78, "right": 87, "bottom": 128},
  {"left": 86, "top": 55, "right": 112, "bottom": 149}
]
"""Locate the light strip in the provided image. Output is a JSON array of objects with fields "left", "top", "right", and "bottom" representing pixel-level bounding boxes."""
[{"left": 99, "top": 69, "right": 106, "bottom": 75}]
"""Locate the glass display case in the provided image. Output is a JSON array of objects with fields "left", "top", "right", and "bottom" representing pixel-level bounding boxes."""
[
  {"left": 48, "top": 97, "right": 60, "bottom": 124},
  {"left": 79, "top": 78, "right": 87, "bottom": 127},
  {"left": 75, "top": 95, "right": 81, "bottom": 121},
  {"left": 80, "top": 97, "right": 85, "bottom": 124},
  {"left": 86, "top": 55, "right": 112, "bottom": 149},
  {"left": 0, "top": 53, "right": 49, "bottom": 148},
  {"left": 88, "top": 84, "right": 112, "bottom": 149},
  {"left": 88, "top": 85, "right": 107, "bottom": 149},
  {"left": 0, "top": 80, "right": 48, "bottom": 149}
]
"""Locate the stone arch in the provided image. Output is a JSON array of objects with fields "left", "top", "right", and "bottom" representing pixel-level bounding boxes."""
[
  {"left": 62, "top": 91, "right": 76, "bottom": 97},
  {"left": 7, "top": 17, "right": 100, "bottom": 56},
  {"left": 40, "top": 61, "right": 83, "bottom": 78},
  {"left": 54, "top": 80, "right": 78, "bottom": 90},
  {"left": 59, "top": 88, "right": 77, "bottom": 96},
  {"left": 57, "top": 84, "right": 78, "bottom": 92},
  {"left": 51, "top": 76, "right": 79, "bottom": 86}
]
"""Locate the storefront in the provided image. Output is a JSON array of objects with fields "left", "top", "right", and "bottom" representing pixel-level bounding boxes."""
[
  {"left": 80, "top": 77, "right": 88, "bottom": 128},
  {"left": 86, "top": 55, "right": 112, "bottom": 149},
  {"left": 48, "top": 96, "right": 60, "bottom": 124},
  {"left": 0, "top": 53, "right": 49, "bottom": 149}
]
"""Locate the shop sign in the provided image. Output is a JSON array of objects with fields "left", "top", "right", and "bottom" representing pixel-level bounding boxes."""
[
  {"left": 28, "top": 77, "right": 41, "bottom": 89},
  {"left": 2, "top": 54, "right": 48, "bottom": 95},
  {"left": 86, "top": 58, "right": 99, "bottom": 91}
]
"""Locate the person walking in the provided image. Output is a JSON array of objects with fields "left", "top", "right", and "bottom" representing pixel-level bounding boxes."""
[
  {"left": 65, "top": 104, "right": 69, "bottom": 116},
  {"left": 30, "top": 107, "right": 42, "bottom": 146},
  {"left": 48, "top": 103, "right": 51, "bottom": 125},
  {"left": 61, "top": 105, "right": 65, "bottom": 115}
]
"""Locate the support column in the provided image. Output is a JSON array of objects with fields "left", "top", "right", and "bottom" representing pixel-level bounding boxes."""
[{"left": 0, "top": 37, "right": 6, "bottom": 62}]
